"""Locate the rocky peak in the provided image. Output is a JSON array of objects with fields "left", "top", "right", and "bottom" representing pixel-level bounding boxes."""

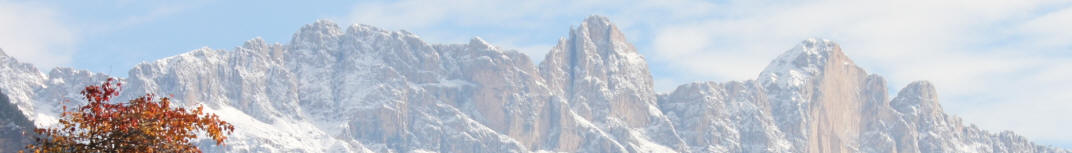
[
  {"left": 891, "top": 81, "right": 942, "bottom": 117},
  {"left": 762, "top": 38, "right": 843, "bottom": 73},
  {"left": 47, "top": 67, "right": 98, "bottom": 79},
  {"left": 173, "top": 47, "right": 227, "bottom": 62},
  {"left": 537, "top": 15, "right": 688, "bottom": 152},
  {"left": 538, "top": 15, "right": 656, "bottom": 122},
  {"left": 290, "top": 19, "right": 343, "bottom": 50},
  {"left": 574, "top": 15, "right": 642, "bottom": 63},
  {"left": 539, "top": 15, "right": 651, "bottom": 93},
  {"left": 468, "top": 36, "right": 495, "bottom": 50},
  {"left": 0, "top": 49, "right": 44, "bottom": 78},
  {"left": 237, "top": 37, "right": 285, "bottom": 62},
  {"left": 758, "top": 38, "right": 852, "bottom": 89},
  {"left": 39, "top": 67, "right": 112, "bottom": 106},
  {"left": 338, "top": 23, "right": 433, "bottom": 57},
  {"left": 861, "top": 74, "right": 891, "bottom": 109},
  {"left": 345, "top": 24, "right": 396, "bottom": 38},
  {"left": 753, "top": 38, "right": 878, "bottom": 153},
  {"left": 307, "top": 19, "right": 344, "bottom": 35},
  {"left": 242, "top": 37, "right": 269, "bottom": 51},
  {"left": 575, "top": 15, "right": 626, "bottom": 48}
]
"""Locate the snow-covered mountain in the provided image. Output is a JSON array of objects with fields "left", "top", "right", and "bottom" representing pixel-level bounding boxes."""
[{"left": 0, "top": 16, "right": 1066, "bottom": 153}]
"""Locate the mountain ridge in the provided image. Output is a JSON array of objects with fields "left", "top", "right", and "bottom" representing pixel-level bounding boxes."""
[{"left": 0, "top": 15, "right": 1066, "bottom": 153}]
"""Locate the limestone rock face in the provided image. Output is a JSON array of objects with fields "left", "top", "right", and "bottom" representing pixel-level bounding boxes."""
[
  {"left": 540, "top": 16, "right": 654, "bottom": 127},
  {"left": 0, "top": 16, "right": 1066, "bottom": 153},
  {"left": 658, "top": 81, "right": 789, "bottom": 153},
  {"left": 539, "top": 16, "right": 686, "bottom": 152},
  {"left": 659, "top": 39, "right": 1068, "bottom": 153}
]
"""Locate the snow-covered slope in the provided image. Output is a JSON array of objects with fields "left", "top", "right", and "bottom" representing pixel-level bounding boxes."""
[{"left": 0, "top": 16, "right": 1066, "bottom": 153}]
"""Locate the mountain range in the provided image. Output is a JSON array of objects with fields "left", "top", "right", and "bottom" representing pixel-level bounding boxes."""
[{"left": 0, "top": 15, "right": 1066, "bottom": 153}]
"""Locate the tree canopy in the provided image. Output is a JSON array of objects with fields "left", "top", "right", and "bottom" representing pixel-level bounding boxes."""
[{"left": 23, "top": 78, "right": 234, "bottom": 153}]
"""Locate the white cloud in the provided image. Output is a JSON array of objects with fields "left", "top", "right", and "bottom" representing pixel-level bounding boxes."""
[
  {"left": 0, "top": 1, "right": 77, "bottom": 69},
  {"left": 84, "top": 0, "right": 209, "bottom": 35},
  {"left": 1015, "top": 6, "right": 1072, "bottom": 53}
]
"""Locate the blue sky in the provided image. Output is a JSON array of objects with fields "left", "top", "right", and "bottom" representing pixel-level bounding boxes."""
[{"left": 2, "top": 0, "right": 1071, "bottom": 148}]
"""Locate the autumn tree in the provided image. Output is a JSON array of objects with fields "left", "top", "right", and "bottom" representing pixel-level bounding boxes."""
[{"left": 23, "top": 78, "right": 234, "bottom": 153}]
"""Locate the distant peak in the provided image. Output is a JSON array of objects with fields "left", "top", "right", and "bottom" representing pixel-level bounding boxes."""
[
  {"left": 573, "top": 15, "right": 627, "bottom": 45},
  {"left": 312, "top": 19, "right": 337, "bottom": 27},
  {"left": 297, "top": 19, "right": 343, "bottom": 35},
  {"left": 896, "top": 81, "right": 937, "bottom": 100},
  {"left": 468, "top": 36, "right": 494, "bottom": 50},
  {"left": 242, "top": 37, "right": 267, "bottom": 49},
  {"left": 46, "top": 67, "right": 103, "bottom": 79},
  {"left": 542, "top": 15, "right": 642, "bottom": 62},
  {"left": 758, "top": 38, "right": 851, "bottom": 88},
  {"left": 766, "top": 38, "right": 844, "bottom": 67},
  {"left": 803, "top": 37, "right": 832, "bottom": 44},
  {"left": 290, "top": 19, "right": 344, "bottom": 48},
  {"left": 540, "top": 15, "right": 652, "bottom": 97},
  {"left": 172, "top": 47, "right": 220, "bottom": 59},
  {"left": 582, "top": 15, "right": 612, "bottom": 26},
  {"left": 347, "top": 23, "right": 388, "bottom": 34},
  {"left": 891, "top": 80, "right": 943, "bottom": 116},
  {"left": 0, "top": 48, "right": 6, "bottom": 57},
  {"left": 799, "top": 38, "right": 837, "bottom": 51}
]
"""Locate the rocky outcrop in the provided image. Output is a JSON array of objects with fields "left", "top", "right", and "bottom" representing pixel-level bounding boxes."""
[{"left": 657, "top": 81, "right": 789, "bottom": 152}]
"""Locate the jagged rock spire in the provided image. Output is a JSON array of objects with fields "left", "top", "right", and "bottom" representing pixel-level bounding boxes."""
[
  {"left": 891, "top": 81, "right": 943, "bottom": 119},
  {"left": 539, "top": 15, "right": 654, "bottom": 125},
  {"left": 538, "top": 15, "right": 687, "bottom": 152},
  {"left": 758, "top": 38, "right": 851, "bottom": 89},
  {"left": 468, "top": 36, "right": 495, "bottom": 50},
  {"left": 290, "top": 19, "right": 343, "bottom": 50}
]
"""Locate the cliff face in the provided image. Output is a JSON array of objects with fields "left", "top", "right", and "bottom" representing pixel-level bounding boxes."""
[
  {"left": 539, "top": 16, "right": 685, "bottom": 152},
  {"left": 0, "top": 16, "right": 1066, "bottom": 153},
  {"left": 660, "top": 39, "right": 1067, "bottom": 153}
]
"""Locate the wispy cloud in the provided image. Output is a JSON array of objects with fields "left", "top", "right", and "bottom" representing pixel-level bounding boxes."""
[
  {"left": 85, "top": 0, "right": 211, "bottom": 35},
  {"left": 0, "top": 1, "right": 77, "bottom": 69}
]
